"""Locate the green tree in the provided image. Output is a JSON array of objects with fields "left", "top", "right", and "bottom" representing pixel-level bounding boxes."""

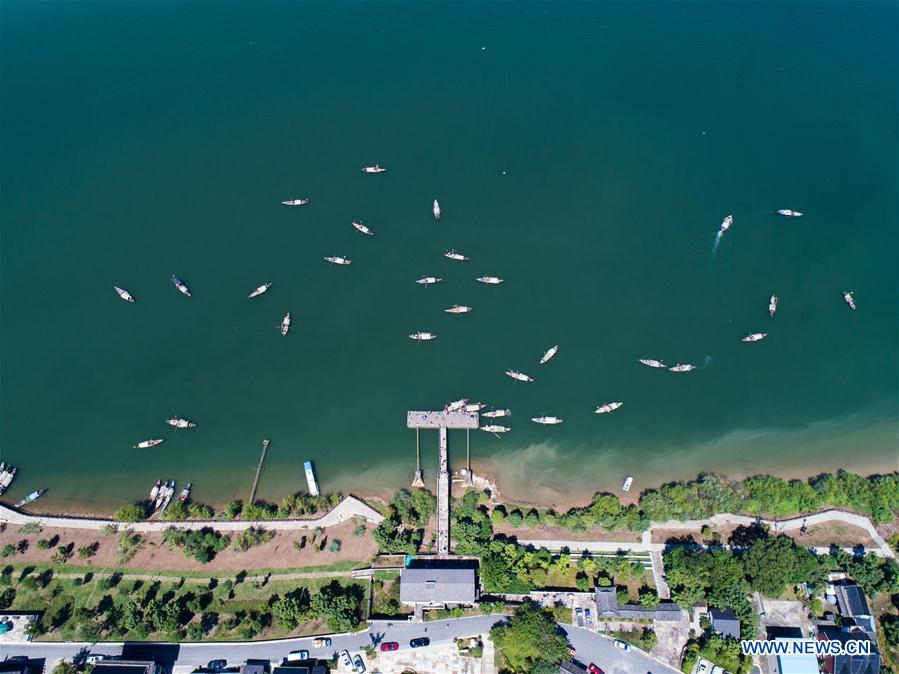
[
  {"left": 272, "top": 588, "right": 311, "bottom": 631},
  {"left": 310, "top": 581, "right": 364, "bottom": 632},
  {"left": 114, "top": 504, "right": 146, "bottom": 523},
  {"left": 489, "top": 603, "right": 570, "bottom": 673},
  {"left": 52, "top": 662, "right": 78, "bottom": 674}
]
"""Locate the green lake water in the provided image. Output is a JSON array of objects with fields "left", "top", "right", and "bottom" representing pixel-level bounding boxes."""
[{"left": 1, "top": 1, "right": 896, "bottom": 513}]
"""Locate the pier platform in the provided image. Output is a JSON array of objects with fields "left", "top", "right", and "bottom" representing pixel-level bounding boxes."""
[{"left": 407, "top": 410, "right": 479, "bottom": 429}]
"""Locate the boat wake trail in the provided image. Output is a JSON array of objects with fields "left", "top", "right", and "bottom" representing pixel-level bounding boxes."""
[{"left": 711, "top": 231, "right": 723, "bottom": 256}]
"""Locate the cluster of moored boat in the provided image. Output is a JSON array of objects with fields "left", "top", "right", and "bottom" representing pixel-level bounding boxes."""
[{"left": 147, "top": 479, "right": 190, "bottom": 514}]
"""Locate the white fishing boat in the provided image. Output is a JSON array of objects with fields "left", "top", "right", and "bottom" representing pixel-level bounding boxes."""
[
  {"left": 171, "top": 275, "right": 192, "bottom": 297},
  {"left": 281, "top": 198, "right": 309, "bottom": 206},
  {"left": 148, "top": 480, "right": 161, "bottom": 502},
  {"left": 15, "top": 489, "right": 47, "bottom": 508},
  {"left": 776, "top": 209, "right": 803, "bottom": 217},
  {"left": 481, "top": 425, "right": 510, "bottom": 434},
  {"left": 595, "top": 401, "right": 624, "bottom": 414},
  {"left": 160, "top": 482, "right": 176, "bottom": 512},
  {"left": 843, "top": 291, "right": 856, "bottom": 311},
  {"left": 444, "top": 250, "right": 469, "bottom": 261},
  {"left": 445, "top": 304, "right": 472, "bottom": 314},
  {"left": 433, "top": 199, "right": 441, "bottom": 220},
  {"left": 669, "top": 363, "right": 697, "bottom": 372},
  {"left": 304, "top": 461, "right": 319, "bottom": 496},
  {"left": 531, "top": 416, "right": 563, "bottom": 425},
  {"left": 476, "top": 276, "right": 503, "bottom": 285},
  {"left": 248, "top": 283, "right": 272, "bottom": 298},
  {"left": 409, "top": 331, "right": 437, "bottom": 341},
  {"left": 324, "top": 256, "right": 352, "bottom": 266},
  {"left": 179, "top": 482, "right": 191, "bottom": 503},
  {"left": 539, "top": 345, "right": 559, "bottom": 365},
  {"left": 154, "top": 481, "right": 171, "bottom": 510},
  {"left": 482, "top": 409, "right": 511, "bottom": 418},
  {"left": 769, "top": 295, "right": 778, "bottom": 317},
  {"left": 114, "top": 286, "right": 135, "bottom": 303},
  {"left": 361, "top": 165, "right": 386, "bottom": 174},
  {"left": 134, "top": 438, "right": 165, "bottom": 449},
  {"left": 352, "top": 220, "right": 374, "bottom": 236},
  {"left": 718, "top": 214, "right": 733, "bottom": 236},
  {"left": 0, "top": 465, "right": 16, "bottom": 496},
  {"left": 280, "top": 312, "right": 291, "bottom": 336},
  {"left": 465, "top": 402, "right": 486, "bottom": 412},
  {"left": 416, "top": 276, "right": 442, "bottom": 286},
  {"left": 165, "top": 416, "right": 196, "bottom": 429},
  {"left": 638, "top": 358, "right": 667, "bottom": 368},
  {"left": 742, "top": 332, "right": 768, "bottom": 342},
  {"left": 622, "top": 476, "right": 634, "bottom": 492},
  {"left": 445, "top": 399, "right": 469, "bottom": 413},
  {"left": 505, "top": 369, "right": 534, "bottom": 382}
]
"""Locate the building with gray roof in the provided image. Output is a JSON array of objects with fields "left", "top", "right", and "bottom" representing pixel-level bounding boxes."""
[{"left": 400, "top": 566, "right": 477, "bottom": 607}]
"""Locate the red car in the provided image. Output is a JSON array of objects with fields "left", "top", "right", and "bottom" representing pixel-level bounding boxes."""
[
  {"left": 379, "top": 642, "right": 399, "bottom": 652},
  {"left": 588, "top": 664, "right": 602, "bottom": 674}
]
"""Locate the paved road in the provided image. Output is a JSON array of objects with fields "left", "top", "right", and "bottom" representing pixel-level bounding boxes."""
[
  {"left": 563, "top": 626, "right": 681, "bottom": 674},
  {"left": 0, "top": 496, "right": 383, "bottom": 532}
]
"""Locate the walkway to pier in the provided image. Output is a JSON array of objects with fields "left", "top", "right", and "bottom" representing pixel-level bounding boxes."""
[{"left": 407, "top": 410, "right": 478, "bottom": 555}]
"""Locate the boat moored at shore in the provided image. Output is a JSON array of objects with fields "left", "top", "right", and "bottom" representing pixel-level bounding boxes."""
[
  {"left": 153, "top": 481, "right": 172, "bottom": 511},
  {"left": 622, "top": 476, "right": 634, "bottom": 492},
  {"left": 742, "top": 332, "right": 768, "bottom": 342},
  {"left": 15, "top": 488, "right": 47, "bottom": 508},
  {"left": 465, "top": 402, "right": 485, "bottom": 412},
  {"left": 595, "top": 401, "right": 624, "bottom": 414},
  {"left": 248, "top": 283, "right": 272, "bottom": 298},
  {"left": 843, "top": 291, "right": 856, "bottom": 311},
  {"left": 482, "top": 408, "right": 511, "bottom": 418},
  {"left": 165, "top": 416, "right": 196, "bottom": 429},
  {"left": 304, "top": 461, "right": 320, "bottom": 496},
  {"left": 409, "top": 331, "right": 437, "bottom": 341},
  {"left": 148, "top": 480, "right": 161, "bottom": 503},
  {"left": 179, "top": 482, "right": 191, "bottom": 502},
  {"left": 639, "top": 358, "right": 667, "bottom": 368},
  {"left": 134, "top": 438, "right": 165, "bottom": 449},
  {"left": 539, "top": 345, "right": 559, "bottom": 365},
  {"left": 445, "top": 399, "right": 468, "bottom": 413},
  {"left": 0, "top": 464, "right": 16, "bottom": 496},
  {"left": 114, "top": 286, "right": 135, "bottom": 303},
  {"left": 481, "top": 424, "right": 510, "bottom": 434},
  {"left": 170, "top": 275, "right": 192, "bottom": 297},
  {"left": 505, "top": 369, "right": 534, "bottom": 382}
]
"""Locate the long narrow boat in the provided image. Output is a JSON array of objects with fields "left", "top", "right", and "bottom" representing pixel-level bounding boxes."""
[
  {"left": 481, "top": 425, "right": 510, "bottom": 434},
  {"left": 15, "top": 489, "right": 47, "bottom": 508},
  {"left": 114, "top": 286, "right": 135, "bottom": 303},
  {"left": 482, "top": 409, "right": 511, "bottom": 418},
  {"left": 165, "top": 416, "right": 196, "bottom": 429},
  {"left": 445, "top": 305, "right": 472, "bottom": 314},
  {"left": 361, "top": 165, "right": 386, "bottom": 174},
  {"left": 160, "top": 482, "right": 176, "bottom": 512},
  {"left": 324, "top": 256, "right": 352, "bottom": 266},
  {"left": 539, "top": 345, "right": 559, "bottom": 365},
  {"left": 775, "top": 209, "right": 803, "bottom": 217},
  {"left": 352, "top": 221, "right": 374, "bottom": 236},
  {"left": 639, "top": 358, "right": 667, "bottom": 368},
  {"left": 149, "top": 480, "right": 161, "bottom": 503},
  {"left": 409, "top": 332, "right": 437, "bottom": 341},
  {"left": 154, "top": 481, "right": 171, "bottom": 510},
  {"left": 281, "top": 198, "right": 309, "bottom": 206},
  {"left": 769, "top": 295, "right": 778, "bottom": 317},
  {"left": 171, "top": 275, "right": 192, "bottom": 297},
  {"left": 669, "top": 363, "right": 697, "bottom": 372},
  {"left": 465, "top": 402, "right": 486, "bottom": 412},
  {"left": 248, "top": 283, "right": 272, "bottom": 298},
  {"left": 595, "top": 402, "right": 624, "bottom": 414},
  {"left": 505, "top": 369, "right": 534, "bottom": 382},
  {"left": 304, "top": 461, "right": 320, "bottom": 496},
  {"left": 843, "top": 291, "right": 856, "bottom": 311},
  {"left": 741, "top": 332, "right": 767, "bottom": 342},
  {"left": 134, "top": 438, "right": 165, "bottom": 449},
  {"left": 476, "top": 276, "right": 503, "bottom": 285},
  {"left": 444, "top": 250, "right": 469, "bottom": 261},
  {"left": 433, "top": 200, "right": 441, "bottom": 220},
  {"left": 415, "top": 276, "right": 442, "bottom": 286},
  {"left": 531, "top": 416, "right": 563, "bottom": 425},
  {"left": 445, "top": 399, "right": 468, "bottom": 413},
  {"left": 280, "top": 313, "right": 291, "bottom": 336}
]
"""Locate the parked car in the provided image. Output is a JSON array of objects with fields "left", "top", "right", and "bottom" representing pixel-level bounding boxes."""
[
  {"left": 206, "top": 661, "right": 227, "bottom": 671},
  {"left": 340, "top": 651, "right": 353, "bottom": 669},
  {"left": 313, "top": 637, "right": 332, "bottom": 648},
  {"left": 613, "top": 639, "right": 630, "bottom": 652},
  {"left": 710, "top": 667, "right": 723, "bottom": 674},
  {"left": 585, "top": 607, "right": 593, "bottom": 627},
  {"left": 575, "top": 607, "right": 584, "bottom": 627},
  {"left": 379, "top": 642, "right": 399, "bottom": 652},
  {"left": 409, "top": 637, "right": 430, "bottom": 648},
  {"left": 352, "top": 654, "right": 366, "bottom": 673},
  {"left": 286, "top": 650, "right": 309, "bottom": 662},
  {"left": 588, "top": 664, "right": 602, "bottom": 674}
]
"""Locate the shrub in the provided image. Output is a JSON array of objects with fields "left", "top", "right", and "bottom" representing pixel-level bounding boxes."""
[
  {"left": 233, "top": 526, "right": 274, "bottom": 552},
  {"left": 329, "top": 539, "right": 342, "bottom": 555},
  {"left": 114, "top": 504, "right": 146, "bottom": 523}
]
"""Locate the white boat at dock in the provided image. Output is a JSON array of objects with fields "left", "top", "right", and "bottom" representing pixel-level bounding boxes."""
[
  {"left": 769, "top": 295, "right": 778, "bottom": 317},
  {"left": 148, "top": 480, "right": 161, "bottom": 502},
  {"left": 114, "top": 286, "right": 135, "bottom": 303},
  {"left": 843, "top": 291, "right": 856, "bottom": 311},
  {"left": 134, "top": 438, "right": 165, "bottom": 449},
  {"left": 281, "top": 198, "right": 309, "bottom": 206},
  {"left": 639, "top": 358, "right": 667, "bottom": 368},
  {"left": 622, "top": 476, "right": 634, "bottom": 492},
  {"left": 409, "top": 331, "right": 437, "bottom": 341},
  {"left": 280, "top": 313, "right": 291, "bottom": 336},
  {"left": 742, "top": 332, "right": 768, "bottom": 342},
  {"left": 595, "top": 401, "right": 624, "bottom": 414},
  {"left": 0, "top": 464, "right": 16, "bottom": 496},
  {"left": 15, "top": 488, "right": 47, "bottom": 508},
  {"left": 482, "top": 409, "right": 511, "bottom": 418},
  {"left": 179, "top": 482, "right": 191, "bottom": 503},
  {"left": 433, "top": 200, "right": 441, "bottom": 220},
  {"left": 776, "top": 209, "right": 803, "bottom": 217},
  {"left": 352, "top": 221, "right": 374, "bottom": 236},
  {"left": 718, "top": 214, "right": 733, "bottom": 236},
  {"left": 160, "top": 482, "right": 176, "bottom": 512},
  {"left": 476, "top": 276, "right": 503, "bottom": 285},
  {"left": 324, "top": 256, "right": 352, "bottom": 266},
  {"left": 445, "top": 399, "right": 468, "bottom": 413},
  {"left": 416, "top": 276, "right": 442, "bottom": 286},
  {"left": 539, "top": 345, "right": 559, "bottom": 365},
  {"left": 248, "top": 283, "right": 272, "bottom": 298},
  {"left": 304, "top": 461, "right": 319, "bottom": 496},
  {"left": 669, "top": 363, "right": 697, "bottom": 372},
  {"left": 465, "top": 402, "right": 486, "bottom": 412},
  {"left": 445, "top": 305, "right": 472, "bottom": 314},
  {"left": 531, "top": 416, "right": 563, "bottom": 425},
  {"left": 444, "top": 250, "right": 468, "bottom": 261},
  {"left": 505, "top": 369, "right": 534, "bottom": 382},
  {"left": 481, "top": 425, "right": 510, "bottom": 434},
  {"left": 361, "top": 165, "right": 386, "bottom": 174},
  {"left": 171, "top": 275, "right": 192, "bottom": 297},
  {"left": 154, "top": 481, "right": 172, "bottom": 510},
  {"left": 165, "top": 416, "right": 196, "bottom": 429}
]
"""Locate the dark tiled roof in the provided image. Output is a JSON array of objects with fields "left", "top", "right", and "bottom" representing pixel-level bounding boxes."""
[
  {"left": 400, "top": 567, "right": 476, "bottom": 604},
  {"left": 594, "top": 587, "right": 684, "bottom": 621},
  {"left": 709, "top": 608, "right": 741, "bottom": 640},
  {"left": 833, "top": 654, "right": 880, "bottom": 674},
  {"left": 836, "top": 584, "right": 870, "bottom": 618}
]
